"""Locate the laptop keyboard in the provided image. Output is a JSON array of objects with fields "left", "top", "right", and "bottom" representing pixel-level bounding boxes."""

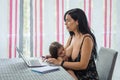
[{"left": 29, "top": 60, "right": 41, "bottom": 65}]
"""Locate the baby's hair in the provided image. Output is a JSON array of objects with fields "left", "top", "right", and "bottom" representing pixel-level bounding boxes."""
[{"left": 49, "top": 42, "right": 62, "bottom": 59}]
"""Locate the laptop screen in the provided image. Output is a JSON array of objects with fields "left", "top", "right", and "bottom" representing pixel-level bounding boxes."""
[{"left": 16, "top": 47, "right": 29, "bottom": 65}]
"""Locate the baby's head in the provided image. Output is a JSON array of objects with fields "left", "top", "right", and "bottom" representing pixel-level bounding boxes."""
[{"left": 49, "top": 42, "right": 65, "bottom": 59}]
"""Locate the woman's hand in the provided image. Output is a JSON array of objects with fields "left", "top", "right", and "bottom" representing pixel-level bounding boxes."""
[{"left": 47, "top": 57, "right": 63, "bottom": 66}]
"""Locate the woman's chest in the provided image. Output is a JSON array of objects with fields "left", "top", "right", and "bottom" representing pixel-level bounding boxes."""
[{"left": 66, "top": 38, "right": 82, "bottom": 60}]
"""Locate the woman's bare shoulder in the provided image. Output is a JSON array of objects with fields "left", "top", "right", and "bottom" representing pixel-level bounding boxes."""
[
  {"left": 83, "top": 34, "right": 93, "bottom": 40},
  {"left": 83, "top": 34, "right": 91, "bottom": 37},
  {"left": 81, "top": 34, "right": 94, "bottom": 46}
]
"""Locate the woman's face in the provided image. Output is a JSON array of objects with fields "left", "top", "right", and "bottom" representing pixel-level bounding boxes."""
[
  {"left": 65, "top": 14, "right": 78, "bottom": 32},
  {"left": 57, "top": 46, "right": 65, "bottom": 58}
]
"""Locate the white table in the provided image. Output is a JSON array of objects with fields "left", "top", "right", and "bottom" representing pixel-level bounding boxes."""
[{"left": 0, "top": 58, "right": 74, "bottom": 80}]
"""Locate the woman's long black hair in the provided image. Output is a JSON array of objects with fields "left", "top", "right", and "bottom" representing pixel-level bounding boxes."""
[{"left": 64, "top": 8, "right": 97, "bottom": 59}]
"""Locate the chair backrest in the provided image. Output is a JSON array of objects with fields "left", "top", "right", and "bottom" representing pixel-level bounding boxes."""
[{"left": 96, "top": 47, "right": 118, "bottom": 80}]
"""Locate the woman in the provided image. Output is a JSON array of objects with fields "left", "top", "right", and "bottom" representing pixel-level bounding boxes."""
[{"left": 47, "top": 8, "right": 99, "bottom": 80}]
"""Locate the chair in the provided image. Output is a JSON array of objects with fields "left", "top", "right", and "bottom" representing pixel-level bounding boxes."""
[{"left": 96, "top": 47, "right": 118, "bottom": 80}]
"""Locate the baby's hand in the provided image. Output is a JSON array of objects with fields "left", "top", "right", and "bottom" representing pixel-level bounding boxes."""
[
  {"left": 42, "top": 55, "right": 51, "bottom": 62},
  {"left": 47, "top": 57, "right": 62, "bottom": 66}
]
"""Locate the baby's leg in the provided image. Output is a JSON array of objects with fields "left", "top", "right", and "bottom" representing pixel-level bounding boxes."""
[{"left": 67, "top": 70, "right": 78, "bottom": 80}]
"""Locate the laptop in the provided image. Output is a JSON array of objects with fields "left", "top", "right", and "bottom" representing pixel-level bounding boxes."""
[{"left": 16, "top": 47, "right": 48, "bottom": 67}]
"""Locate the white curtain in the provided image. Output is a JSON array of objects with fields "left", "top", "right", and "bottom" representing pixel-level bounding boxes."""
[{"left": 0, "top": 0, "right": 120, "bottom": 79}]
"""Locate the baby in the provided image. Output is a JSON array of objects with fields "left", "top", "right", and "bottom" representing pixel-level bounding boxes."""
[{"left": 49, "top": 41, "right": 78, "bottom": 80}]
